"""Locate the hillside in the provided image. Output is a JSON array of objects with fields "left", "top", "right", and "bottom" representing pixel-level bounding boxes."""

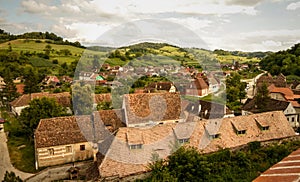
[
  {"left": 0, "top": 33, "right": 266, "bottom": 83},
  {"left": 260, "top": 43, "right": 300, "bottom": 81}
]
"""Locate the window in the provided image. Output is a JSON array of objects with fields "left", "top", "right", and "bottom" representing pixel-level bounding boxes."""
[
  {"left": 80, "top": 145, "right": 85, "bottom": 151},
  {"left": 292, "top": 117, "right": 295, "bottom": 122},
  {"left": 48, "top": 148, "right": 54, "bottom": 155},
  {"left": 262, "top": 126, "right": 269, "bottom": 131},
  {"left": 178, "top": 138, "right": 190, "bottom": 144},
  {"left": 129, "top": 144, "right": 143, "bottom": 150},
  {"left": 66, "top": 146, "right": 72, "bottom": 153},
  {"left": 237, "top": 130, "right": 246, "bottom": 135},
  {"left": 210, "top": 134, "right": 220, "bottom": 139}
]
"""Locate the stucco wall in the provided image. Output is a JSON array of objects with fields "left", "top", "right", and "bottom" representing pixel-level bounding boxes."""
[{"left": 37, "top": 142, "right": 94, "bottom": 168}]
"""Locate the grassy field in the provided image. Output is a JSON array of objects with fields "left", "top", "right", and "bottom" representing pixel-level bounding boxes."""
[
  {"left": 0, "top": 39, "right": 107, "bottom": 66},
  {"left": 216, "top": 54, "right": 261, "bottom": 64},
  {"left": 2, "top": 110, "right": 37, "bottom": 173}
]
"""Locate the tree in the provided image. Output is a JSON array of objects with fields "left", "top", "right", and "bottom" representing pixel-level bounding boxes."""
[
  {"left": 0, "top": 69, "right": 19, "bottom": 105},
  {"left": 72, "top": 82, "right": 94, "bottom": 115},
  {"left": 255, "top": 82, "right": 270, "bottom": 111},
  {"left": 44, "top": 44, "right": 52, "bottom": 56},
  {"left": 97, "top": 101, "right": 112, "bottom": 110},
  {"left": 19, "top": 97, "right": 67, "bottom": 138},
  {"left": 23, "top": 68, "right": 40, "bottom": 94},
  {"left": 226, "top": 73, "right": 246, "bottom": 111},
  {"left": 2, "top": 171, "right": 22, "bottom": 182}
]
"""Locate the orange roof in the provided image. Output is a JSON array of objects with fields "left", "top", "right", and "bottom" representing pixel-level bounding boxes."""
[
  {"left": 99, "top": 111, "right": 295, "bottom": 178},
  {"left": 16, "top": 84, "right": 25, "bottom": 94},
  {"left": 253, "top": 148, "right": 300, "bottom": 182},
  {"left": 269, "top": 86, "right": 295, "bottom": 100}
]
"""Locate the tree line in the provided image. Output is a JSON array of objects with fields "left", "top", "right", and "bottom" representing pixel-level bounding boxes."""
[
  {"left": 0, "top": 29, "right": 85, "bottom": 48},
  {"left": 260, "top": 43, "right": 300, "bottom": 79}
]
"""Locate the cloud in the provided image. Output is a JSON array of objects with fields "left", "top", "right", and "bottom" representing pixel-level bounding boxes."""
[
  {"left": 21, "top": 0, "right": 57, "bottom": 14},
  {"left": 224, "top": 0, "right": 263, "bottom": 6},
  {"left": 287, "top": 1, "right": 300, "bottom": 10}
]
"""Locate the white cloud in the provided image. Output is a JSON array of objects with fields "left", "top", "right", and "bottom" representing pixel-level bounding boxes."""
[
  {"left": 21, "top": 0, "right": 57, "bottom": 14},
  {"left": 287, "top": 1, "right": 300, "bottom": 10}
]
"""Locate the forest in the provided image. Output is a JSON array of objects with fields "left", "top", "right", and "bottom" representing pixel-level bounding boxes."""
[{"left": 260, "top": 43, "right": 300, "bottom": 81}]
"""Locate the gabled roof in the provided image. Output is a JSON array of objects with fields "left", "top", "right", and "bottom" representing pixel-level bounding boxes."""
[
  {"left": 194, "top": 77, "right": 209, "bottom": 90},
  {"left": 256, "top": 74, "right": 287, "bottom": 88},
  {"left": 35, "top": 110, "right": 125, "bottom": 149},
  {"left": 35, "top": 116, "right": 90, "bottom": 148},
  {"left": 10, "top": 92, "right": 71, "bottom": 107},
  {"left": 242, "top": 97, "right": 291, "bottom": 113},
  {"left": 98, "top": 111, "right": 295, "bottom": 178},
  {"left": 123, "top": 92, "right": 181, "bottom": 125},
  {"left": 268, "top": 86, "right": 295, "bottom": 100}
]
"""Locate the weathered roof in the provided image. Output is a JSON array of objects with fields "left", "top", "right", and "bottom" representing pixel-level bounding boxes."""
[
  {"left": 200, "top": 111, "right": 295, "bottom": 153},
  {"left": 94, "top": 93, "right": 112, "bottom": 104},
  {"left": 10, "top": 92, "right": 71, "bottom": 107},
  {"left": 35, "top": 116, "right": 90, "bottom": 148},
  {"left": 253, "top": 148, "right": 300, "bottom": 182},
  {"left": 35, "top": 109, "right": 126, "bottom": 149},
  {"left": 123, "top": 92, "right": 181, "bottom": 125},
  {"left": 242, "top": 98, "right": 290, "bottom": 113},
  {"left": 98, "top": 111, "right": 295, "bottom": 178},
  {"left": 256, "top": 74, "right": 287, "bottom": 88}
]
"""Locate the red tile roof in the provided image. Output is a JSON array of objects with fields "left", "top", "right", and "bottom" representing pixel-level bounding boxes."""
[
  {"left": 254, "top": 148, "right": 300, "bottom": 182},
  {"left": 10, "top": 92, "right": 71, "bottom": 107}
]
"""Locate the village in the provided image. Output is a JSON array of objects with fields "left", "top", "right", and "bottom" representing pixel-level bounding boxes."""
[{"left": 1, "top": 55, "right": 300, "bottom": 181}]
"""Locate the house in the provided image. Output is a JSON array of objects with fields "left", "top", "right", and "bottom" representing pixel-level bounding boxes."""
[
  {"left": 253, "top": 147, "right": 300, "bottom": 182},
  {"left": 97, "top": 111, "right": 295, "bottom": 180},
  {"left": 184, "top": 77, "right": 209, "bottom": 97},
  {"left": 79, "top": 72, "right": 95, "bottom": 81},
  {"left": 34, "top": 115, "right": 94, "bottom": 169},
  {"left": 122, "top": 92, "right": 182, "bottom": 127},
  {"left": 144, "top": 82, "right": 177, "bottom": 93},
  {"left": 35, "top": 109, "right": 125, "bottom": 169},
  {"left": 185, "top": 100, "right": 234, "bottom": 119},
  {"left": 41, "top": 75, "right": 60, "bottom": 87},
  {"left": 242, "top": 97, "right": 298, "bottom": 127},
  {"left": 10, "top": 92, "right": 71, "bottom": 116},
  {"left": 255, "top": 73, "right": 287, "bottom": 93},
  {"left": 207, "top": 74, "right": 220, "bottom": 93}
]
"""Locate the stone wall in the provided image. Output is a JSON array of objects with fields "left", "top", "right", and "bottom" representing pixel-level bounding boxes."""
[{"left": 25, "top": 161, "right": 93, "bottom": 182}]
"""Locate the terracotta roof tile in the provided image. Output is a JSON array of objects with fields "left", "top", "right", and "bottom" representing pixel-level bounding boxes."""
[
  {"left": 242, "top": 98, "right": 290, "bottom": 113},
  {"left": 254, "top": 148, "right": 300, "bottom": 182},
  {"left": 123, "top": 92, "right": 181, "bottom": 125},
  {"left": 10, "top": 92, "right": 71, "bottom": 107},
  {"left": 35, "top": 116, "right": 90, "bottom": 148},
  {"left": 99, "top": 111, "right": 295, "bottom": 178}
]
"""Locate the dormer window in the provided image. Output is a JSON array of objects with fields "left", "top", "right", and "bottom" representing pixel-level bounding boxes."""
[
  {"left": 237, "top": 130, "right": 246, "bottom": 135},
  {"left": 255, "top": 118, "right": 270, "bottom": 131},
  {"left": 262, "top": 126, "right": 269, "bottom": 131},
  {"left": 178, "top": 138, "right": 190, "bottom": 144},
  {"left": 129, "top": 144, "right": 143, "bottom": 150},
  {"left": 210, "top": 134, "right": 220, "bottom": 139}
]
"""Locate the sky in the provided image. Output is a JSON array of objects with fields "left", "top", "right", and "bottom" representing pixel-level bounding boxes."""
[{"left": 0, "top": 0, "right": 300, "bottom": 51}]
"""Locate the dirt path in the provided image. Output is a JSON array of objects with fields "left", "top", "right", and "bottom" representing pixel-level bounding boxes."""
[{"left": 0, "top": 113, "right": 34, "bottom": 181}]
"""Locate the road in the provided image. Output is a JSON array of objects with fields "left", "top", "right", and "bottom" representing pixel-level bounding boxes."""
[
  {"left": 242, "top": 72, "right": 266, "bottom": 99},
  {"left": 0, "top": 112, "right": 34, "bottom": 181}
]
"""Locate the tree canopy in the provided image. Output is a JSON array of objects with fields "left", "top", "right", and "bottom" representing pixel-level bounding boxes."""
[
  {"left": 19, "top": 97, "right": 68, "bottom": 138},
  {"left": 225, "top": 72, "right": 246, "bottom": 111},
  {"left": 260, "top": 43, "right": 300, "bottom": 78}
]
